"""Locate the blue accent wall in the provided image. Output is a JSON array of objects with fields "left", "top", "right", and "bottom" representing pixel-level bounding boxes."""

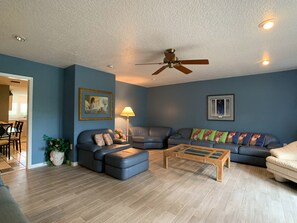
[
  {"left": 62, "top": 64, "right": 115, "bottom": 161},
  {"left": 0, "top": 54, "right": 64, "bottom": 164},
  {"left": 147, "top": 69, "right": 297, "bottom": 144},
  {"left": 115, "top": 81, "right": 148, "bottom": 135}
]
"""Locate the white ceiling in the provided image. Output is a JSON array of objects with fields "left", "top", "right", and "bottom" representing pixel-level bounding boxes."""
[
  {"left": 0, "top": 0, "right": 297, "bottom": 87},
  {"left": 0, "top": 76, "right": 28, "bottom": 95}
]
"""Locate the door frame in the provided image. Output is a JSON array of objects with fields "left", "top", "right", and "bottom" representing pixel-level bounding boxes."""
[{"left": 0, "top": 72, "right": 33, "bottom": 169}]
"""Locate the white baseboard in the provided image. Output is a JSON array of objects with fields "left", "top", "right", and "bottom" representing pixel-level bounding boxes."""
[{"left": 28, "top": 162, "right": 47, "bottom": 169}]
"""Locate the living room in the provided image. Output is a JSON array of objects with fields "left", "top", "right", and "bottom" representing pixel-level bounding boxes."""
[{"left": 0, "top": 1, "right": 297, "bottom": 222}]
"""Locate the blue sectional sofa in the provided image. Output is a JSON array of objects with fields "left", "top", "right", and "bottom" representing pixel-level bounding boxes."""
[
  {"left": 129, "top": 126, "right": 172, "bottom": 149},
  {"left": 0, "top": 176, "right": 30, "bottom": 223},
  {"left": 168, "top": 128, "right": 281, "bottom": 167}
]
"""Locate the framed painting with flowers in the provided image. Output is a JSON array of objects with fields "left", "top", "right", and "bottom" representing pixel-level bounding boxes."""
[{"left": 79, "top": 88, "right": 113, "bottom": 120}]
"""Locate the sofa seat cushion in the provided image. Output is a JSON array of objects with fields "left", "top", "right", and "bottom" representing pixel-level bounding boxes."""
[
  {"left": 132, "top": 136, "right": 163, "bottom": 143},
  {"left": 94, "top": 144, "right": 131, "bottom": 160},
  {"left": 214, "top": 143, "right": 239, "bottom": 153},
  {"left": 191, "top": 140, "right": 214, "bottom": 148},
  {"left": 239, "top": 146, "right": 270, "bottom": 158},
  {"left": 168, "top": 138, "right": 191, "bottom": 145}
]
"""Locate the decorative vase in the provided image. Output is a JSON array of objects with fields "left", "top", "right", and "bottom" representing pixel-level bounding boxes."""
[{"left": 50, "top": 151, "right": 64, "bottom": 166}]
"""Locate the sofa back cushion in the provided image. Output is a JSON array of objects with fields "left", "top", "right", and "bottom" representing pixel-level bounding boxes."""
[
  {"left": 191, "top": 128, "right": 205, "bottom": 140},
  {"left": 129, "top": 127, "right": 149, "bottom": 136},
  {"left": 177, "top": 128, "right": 193, "bottom": 139},
  {"left": 149, "top": 127, "right": 172, "bottom": 137},
  {"left": 264, "top": 134, "right": 280, "bottom": 147},
  {"left": 77, "top": 129, "right": 114, "bottom": 144}
]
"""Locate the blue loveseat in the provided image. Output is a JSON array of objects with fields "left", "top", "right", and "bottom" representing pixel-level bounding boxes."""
[
  {"left": 168, "top": 128, "right": 281, "bottom": 167},
  {"left": 129, "top": 127, "right": 172, "bottom": 149},
  {"left": 76, "top": 128, "right": 131, "bottom": 172}
]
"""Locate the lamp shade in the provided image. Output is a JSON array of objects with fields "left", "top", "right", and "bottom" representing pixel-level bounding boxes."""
[{"left": 120, "top": 107, "right": 135, "bottom": 117}]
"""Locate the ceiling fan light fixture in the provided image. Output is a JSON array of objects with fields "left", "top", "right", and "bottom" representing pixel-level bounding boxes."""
[{"left": 258, "top": 19, "right": 275, "bottom": 30}]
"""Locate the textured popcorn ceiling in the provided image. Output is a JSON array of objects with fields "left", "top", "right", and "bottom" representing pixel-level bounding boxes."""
[{"left": 0, "top": 0, "right": 297, "bottom": 87}]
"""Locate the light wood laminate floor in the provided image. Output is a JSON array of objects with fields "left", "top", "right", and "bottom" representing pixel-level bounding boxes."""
[{"left": 2, "top": 150, "right": 297, "bottom": 223}]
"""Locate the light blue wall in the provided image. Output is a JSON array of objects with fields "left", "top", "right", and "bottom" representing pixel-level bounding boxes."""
[
  {"left": 147, "top": 69, "right": 297, "bottom": 144},
  {"left": 0, "top": 54, "right": 64, "bottom": 164},
  {"left": 115, "top": 81, "right": 148, "bottom": 135}
]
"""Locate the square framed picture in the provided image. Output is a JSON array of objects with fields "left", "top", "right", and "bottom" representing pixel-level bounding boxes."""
[
  {"left": 79, "top": 88, "right": 113, "bottom": 120},
  {"left": 207, "top": 94, "right": 234, "bottom": 121}
]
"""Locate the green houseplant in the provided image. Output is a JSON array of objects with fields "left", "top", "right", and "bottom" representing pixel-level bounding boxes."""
[{"left": 43, "top": 135, "right": 70, "bottom": 166}]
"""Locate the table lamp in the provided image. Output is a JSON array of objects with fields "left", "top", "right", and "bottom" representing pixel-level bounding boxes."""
[{"left": 120, "top": 106, "right": 135, "bottom": 142}]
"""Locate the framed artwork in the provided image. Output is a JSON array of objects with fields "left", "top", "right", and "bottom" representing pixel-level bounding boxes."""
[
  {"left": 207, "top": 94, "right": 234, "bottom": 121},
  {"left": 79, "top": 88, "right": 113, "bottom": 120}
]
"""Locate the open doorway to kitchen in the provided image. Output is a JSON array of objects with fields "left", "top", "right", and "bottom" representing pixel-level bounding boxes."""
[{"left": 0, "top": 72, "right": 33, "bottom": 173}]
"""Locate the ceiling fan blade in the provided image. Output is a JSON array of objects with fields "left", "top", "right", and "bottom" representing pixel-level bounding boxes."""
[
  {"left": 179, "top": 59, "right": 209, "bottom": 65},
  {"left": 152, "top": 65, "right": 169, "bottom": 75},
  {"left": 174, "top": 65, "right": 192, "bottom": 74},
  {"left": 135, "top": 62, "right": 164, "bottom": 65}
]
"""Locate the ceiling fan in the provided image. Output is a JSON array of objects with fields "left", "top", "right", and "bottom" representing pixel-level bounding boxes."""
[{"left": 135, "top": 48, "right": 209, "bottom": 75}]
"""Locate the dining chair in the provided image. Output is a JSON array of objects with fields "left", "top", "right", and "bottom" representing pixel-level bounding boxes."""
[
  {"left": 11, "top": 121, "right": 24, "bottom": 152},
  {"left": 0, "top": 123, "right": 13, "bottom": 159}
]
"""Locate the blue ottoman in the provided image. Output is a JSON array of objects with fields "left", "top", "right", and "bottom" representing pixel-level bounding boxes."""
[{"left": 105, "top": 148, "right": 148, "bottom": 180}]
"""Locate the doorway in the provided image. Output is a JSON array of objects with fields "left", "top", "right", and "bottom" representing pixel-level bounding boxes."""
[{"left": 0, "top": 72, "right": 33, "bottom": 172}]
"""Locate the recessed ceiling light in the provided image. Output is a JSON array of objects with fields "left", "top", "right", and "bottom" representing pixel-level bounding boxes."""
[
  {"left": 14, "top": 35, "right": 26, "bottom": 42},
  {"left": 262, "top": 60, "right": 270, "bottom": 66},
  {"left": 107, "top": 64, "right": 114, "bottom": 69},
  {"left": 258, "top": 19, "right": 275, "bottom": 30}
]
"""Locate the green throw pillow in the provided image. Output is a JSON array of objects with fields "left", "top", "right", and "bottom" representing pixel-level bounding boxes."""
[
  {"left": 191, "top": 128, "right": 205, "bottom": 140},
  {"left": 202, "top": 129, "right": 217, "bottom": 141},
  {"left": 214, "top": 131, "right": 229, "bottom": 143}
]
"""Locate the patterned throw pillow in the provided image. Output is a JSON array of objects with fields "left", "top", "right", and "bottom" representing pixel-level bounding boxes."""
[
  {"left": 249, "top": 134, "right": 265, "bottom": 147},
  {"left": 94, "top": 134, "right": 105, "bottom": 146},
  {"left": 203, "top": 129, "right": 217, "bottom": 141},
  {"left": 238, "top": 132, "right": 252, "bottom": 145},
  {"left": 214, "top": 131, "right": 228, "bottom": 143},
  {"left": 226, "top": 132, "right": 240, "bottom": 144},
  {"left": 103, "top": 133, "right": 113, "bottom": 146},
  {"left": 191, "top": 128, "right": 205, "bottom": 140}
]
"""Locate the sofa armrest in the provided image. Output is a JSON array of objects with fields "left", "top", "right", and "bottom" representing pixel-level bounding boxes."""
[
  {"left": 270, "top": 141, "right": 297, "bottom": 160},
  {"left": 169, "top": 134, "right": 182, "bottom": 139},
  {"left": 76, "top": 143, "right": 101, "bottom": 152},
  {"left": 113, "top": 139, "right": 128, "bottom": 144},
  {"left": 266, "top": 143, "right": 283, "bottom": 150}
]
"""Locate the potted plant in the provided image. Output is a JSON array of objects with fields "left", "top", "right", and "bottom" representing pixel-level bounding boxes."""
[{"left": 43, "top": 135, "right": 70, "bottom": 166}]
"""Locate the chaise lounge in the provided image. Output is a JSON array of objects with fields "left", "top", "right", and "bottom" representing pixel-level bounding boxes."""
[{"left": 266, "top": 141, "right": 297, "bottom": 183}]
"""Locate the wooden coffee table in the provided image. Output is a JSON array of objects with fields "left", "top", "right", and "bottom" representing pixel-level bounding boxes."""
[{"left": 163, "top": 144, "right": 230, "bottom": 182}]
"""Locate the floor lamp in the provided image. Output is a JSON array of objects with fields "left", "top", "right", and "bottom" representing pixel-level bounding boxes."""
[{"left": 120, "top": 107, "right": 135, "bottom": 142}]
